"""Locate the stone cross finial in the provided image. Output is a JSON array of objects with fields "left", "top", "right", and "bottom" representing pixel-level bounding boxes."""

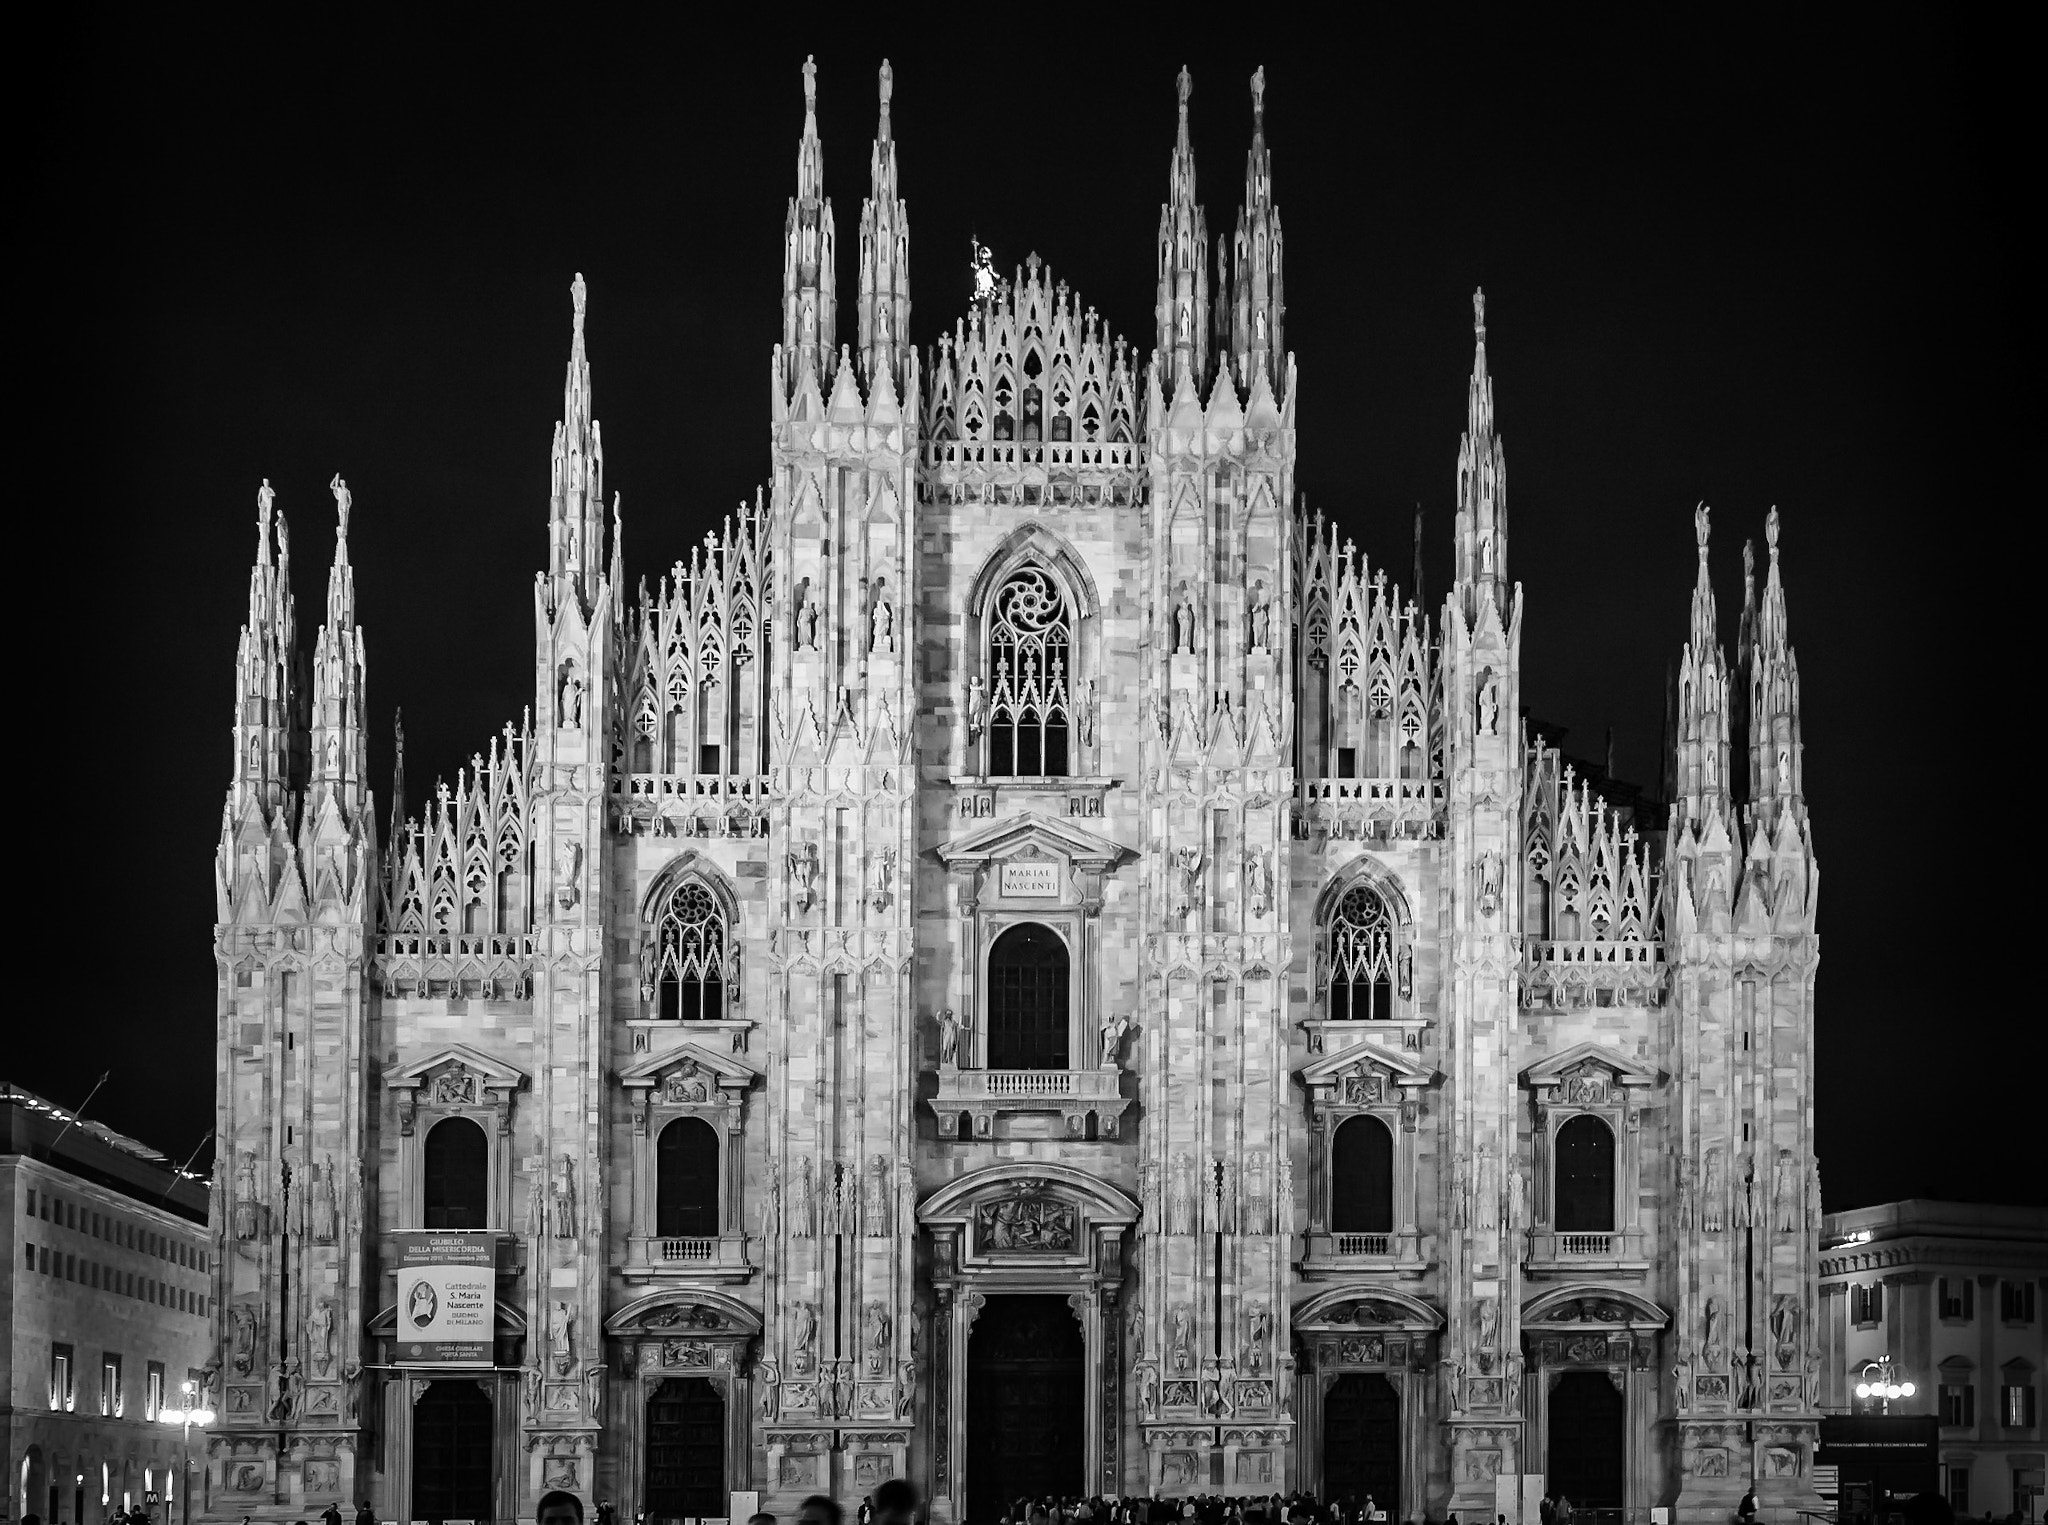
[
  {"left": 1251, "top": 66, "right": 1265, "bottom": 123},
  {"left": 1694, "top": 501, "right": 1712, "bottom": 552},
  {"left": 803, "top": 55, "right": 817, "bottom": 109},
  {"left": 329, "top": 474, "right": 351, "bottom": 538},
  {"left": 1473, "top": 286, "right": 1486, "bottom": 340},
  {"left": 1766, "top": 505, "right": 1781, "bottom": 555}
]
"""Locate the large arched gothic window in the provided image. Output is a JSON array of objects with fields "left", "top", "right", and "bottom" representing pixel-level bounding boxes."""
[
  {"left": 1554, "top": 1114, "right": 1617, "bottom": 1233},
  {"left": 987, "top": 567, "right": 1072, "bottom": 778},
  {"left": 647, "top": 881, "right": 729, "bottom": 1022},
  {"left": 1326, "top": 884, "right": 1396, "bottom": 1021},
  {"left": 986, "top": 923, "right": 1070, "bottom": 1070},
  {"left": 423, "top": 1117, "right": 488, "bottom": 1230},
  {"left": 1330, "top": 1115, "right": 1394, "bottom": 1234},
  {"left": 655, "top": 1117, "right": 720, "bottom": 1239}
]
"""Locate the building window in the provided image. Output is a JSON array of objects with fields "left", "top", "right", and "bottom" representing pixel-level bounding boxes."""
[
  {"left": 1941, "top": 1382, "right": 1976, "bottom": 1427},
  {"left": 102, "top": 1354, "right": 122, "bottom": 1417},
  {"left": 22, "top": 1242, "right": 32, "bottom": 1270},
  {"left": 1940, "top": 1277, "right": 1976, "bottom": 1321},
  {"left": 1329, "top": 1116, "right": 1394, "bottom": 1235},
  {"left": 985, "top": 923, "right": 1070, "bottom": 1070},
  {"left": 2003, "top": 1381, "right": 2038, "bottom": 1429},
  {"left": 1946, "top": 1466, "right": 1970, "bottom": 1514},
  {"left": 146, "top": 1362, "right": 166, "bottom": 1422},
  {"left": 422, "top": 1116, "right": 490, "bottom": 1230},
  {"left": 1553, "top": 1114, "right": 1617, "bottom": 1233},
  {"left": 655, "top": 1117, "right": 721, "bottom": 1239},
  {"left": 986, "top": 565, "right": 1073, "bottom": 777},
  {"left": 648, "top": 880, "right": 729, "bottom": 1022},
  {"left": 1851, "top": 1282, "right": 1885, "bottom": 1326},
  {"left": 1325, "top": 884, "right": 1396, "bottom": 1021},
  {"left": 2003, "top": 1280, "right": 2038, "bottom": 1324},
  {"left": 51, "top": 1343, "right": 73, "bottom": 1411}
]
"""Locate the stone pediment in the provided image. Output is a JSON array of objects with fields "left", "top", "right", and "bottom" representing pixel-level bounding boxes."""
[
  {"left": 604, "top": 1288, "right": 762, "bottom": 1338},
  {"left": 1521, "top": 1283, "right": 1668, "bottom": 1331},
  {"left": 1293, "top": 1286, "right": 1443, "bottom": 1333},
  {"left": 388, "top": 1044, "right": 528, "bottom": 1103},
  {"left": 1521, "top": 1041, "right": 1663, "bottom": 1101},
  {"left": 933, "top": 811, "right": 1132, "bottom": 871},
  {"left": 618, "top": 1042, "right": 761, "bottom": 1103},
  {"left": 918, "top": 1163, "right": 1137, "bottom": 1281},
  {"left": 1298, "top": 1040, "right": 1438, "bottom": 1113}
]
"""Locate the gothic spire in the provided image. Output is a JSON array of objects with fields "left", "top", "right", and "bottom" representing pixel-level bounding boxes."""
[
  {"left": 1453, "top": 289, "right": 1508, "bottom": 619},
  {"left": 309, "top": 474, "right": 367, "bottom": 810},
  {"left": 1745, "top": 507, "right": 1804, "bottom": 824},
  {"left": 547, "top": 274, "right": 605, "bottom": 615},
  {"left": 782, "top": 54, "right": 838, "bottom": 397},
  {"left": 1673, "top": 502, "right": 1733, "bottom": 828},
  {"left": 1154, "top": 66, "right": 1210, "bottom": 396},
  {"left": 857, "top": 58, "right": 911, "bottom": 392},
  {"left": 229, "top": 478, "right": 299, "bottom": 816},
  {"left": 1222, "top": 65, "right": 1284, "bottom": 392}
]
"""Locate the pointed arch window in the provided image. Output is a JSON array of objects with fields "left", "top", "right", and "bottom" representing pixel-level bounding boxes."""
[
  {"left": 987, "top": 567, "right": 1073, "bottom": 777},
  {"left": 647, "top": 881, "right": 730, "bottom": 1022},
  {"left": 1326, "top": 884, "right": 1396, "bottom": 1021}
]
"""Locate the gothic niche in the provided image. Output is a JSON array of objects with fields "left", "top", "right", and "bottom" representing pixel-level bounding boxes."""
[{"left": 974, "top": 1184, "right": 1077, "bottom": 1253}]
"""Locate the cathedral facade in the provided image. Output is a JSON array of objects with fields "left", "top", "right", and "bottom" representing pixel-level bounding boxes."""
[{"left": 202, "top": 60, "right": 1825, "bottom": 1525}]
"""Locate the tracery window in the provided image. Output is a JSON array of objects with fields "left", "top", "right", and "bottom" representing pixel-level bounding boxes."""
[
  {"left": 1326, "top": 884, "right": 1396, "bottom": 1021},
  {"left": 987, "top": 567, "right": 1072, "bottom": 777},
  {"left": 648, "top": 881, "right": 730, "bottom": 1022}
]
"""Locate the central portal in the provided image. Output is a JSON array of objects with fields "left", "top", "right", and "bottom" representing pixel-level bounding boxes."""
[
  {"left": 1322, "top": 1373, "right": 1400, "bottom": 1508},
  {"left": 967, "top": 1293, "right": 1085, "bottom": 1519},
  {"left": 645, "top": 1376, "right": 725, "bottom": 1523}
]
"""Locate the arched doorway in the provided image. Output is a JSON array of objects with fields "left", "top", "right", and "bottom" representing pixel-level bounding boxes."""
[
  {"left": 412, "top": 1380, "right": 493, "bottom": 1523},
  {"left": 967, "top": 1294, "right": 1084, "bottom": 1519},
  {"left": 655, "top": 1118, "right": 720, "bottom": 1238},
  {"left": 1547, "top": 1370, "right": 1624, "bottom": 1509},
  {"left": 423, "top": 1117, "right": 488, "bottom": 1230},
  {"left": 645, "top": 1377, "right": 724, "bottom": 1523},
  {"left": 986, "top": 924, "right": 1069, "bottom": 1070},
  {"left": 1323, "top": 1372, "right": 1400, "bottom": 1508}
]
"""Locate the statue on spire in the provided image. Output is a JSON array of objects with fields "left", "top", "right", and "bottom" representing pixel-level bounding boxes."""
[
  {"left": 257, "top": 478, "right": 275, "bottom": 533},
  {"left": 879, "top": 58, "right": 892, "bottom": 112},
  {"left": 803, "top": 54, "right": 817, "bottom": 110},
  {"left": 330, "top": 474, "right": 351, "bottom": 538},
  {"left": 1251, "top": 66, "right": 1265, "bottom": 123},
  {"left": 571, "top": 272, "right": 587, "bottom": 336},
  {"left": 1694, "top": 500, "right": 1711, "bottom": 554},
  {"left": 1178, "top": 65, "right": 1192, "bottom": 116},
  {"left": 1474, "top": 286, "right": 1487, "bottom": 341},
  {"left": 1766, "top": 504, "right": 1781, "bottom": 554}
]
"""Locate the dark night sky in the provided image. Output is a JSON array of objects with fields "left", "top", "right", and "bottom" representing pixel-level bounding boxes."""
[{"left": 21, "top": 16, "right": 2031, "bottom": 1205}]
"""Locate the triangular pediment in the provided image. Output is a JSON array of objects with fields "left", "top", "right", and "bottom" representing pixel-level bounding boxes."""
[
  {"left": 934, "top": 810, "right": 1132, "bottom": 869},
  {"left": 1521, "top": 1041, "right": 1663, "bottom": 1091},
  {"left": 389, "top": 1043, "right": 528, "bottom": 1092},
  {"left": 1299, "top": 1038, "right": 1437, "bottom": 1090},
  {"left": 617, "top": 1041, "right": 762, "bottom": 1090}
]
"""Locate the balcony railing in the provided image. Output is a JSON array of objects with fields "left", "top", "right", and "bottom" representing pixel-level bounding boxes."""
[
  {"left": 938, "top": 1069, "right": 1121, "bottom": 1102},
  {"left": 623, "top": 1234, "right": 753, "bottom": 1284},
  {"left": 928, "top": 1066, "right": 1130, "bottom": 1139},
  {"left": 923, "top": 440, "right": 1139, "bottom": 473},
  {"left": 1559, "top": 1233, "right": 1615, "bottom": 1256},
  {"left": 1333, "top": 1233, "right": 1391, "bottom": 1256},
  {"left": 658, "top": 1237, "right": 717, "bottom": 1263}
]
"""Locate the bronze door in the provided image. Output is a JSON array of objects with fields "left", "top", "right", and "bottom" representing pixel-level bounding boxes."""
[
  {"left": 413, "top": 1380, "right": 494, "bottom": 1523},
  {"left": 1322, "top": 1372, "right": 1400, "bottom": 1509},
  {"left": 967, "top": 1294, "right": 1085, "bottom": 1519},
  {"left": 1547, "top": 1370, "right": 1625, "bottom": 1509},
  {"left": 646, "top": 1376, "right": 725, "bottom": 1522}
]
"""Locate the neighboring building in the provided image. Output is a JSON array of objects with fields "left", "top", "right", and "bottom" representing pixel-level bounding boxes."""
[
  {"left": 3, "top": 1085, "right": 214, "bottom": 1525},
  {"left": 202, "top": 61, "right": 1827, "bottom": 1525},
  {"left": 1821, "top": 1201, "right": 2048, "bottom": 1520}
]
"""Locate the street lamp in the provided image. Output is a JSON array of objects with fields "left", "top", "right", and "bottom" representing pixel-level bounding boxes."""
[
  {"left": 1853, "top": 1355, "right": 1917, "bottom": 1414},
  {"left": 158, "top": 1381, "right": 216, "bottom": 1525}
]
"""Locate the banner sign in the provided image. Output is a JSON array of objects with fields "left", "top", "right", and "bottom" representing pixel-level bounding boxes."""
[{"left": 394, "top": 1232, "right": 497, "bottom": 1364}]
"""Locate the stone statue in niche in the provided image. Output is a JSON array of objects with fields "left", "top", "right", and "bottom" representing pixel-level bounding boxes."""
[
  {"left": 308, "top": 1157, "right": 338, "bottom": 1244},
  {"left": 868, "top": 579, "right": 894, "bottom": 654},
  {"left": 796, "top": 580, "right": 819, "bottom": 650},
  {"left": 868, "top": 847, "right": 895, "bottom": 912},
  {"left": 550, "top": 1155, "right": 577, "bottom": 1239},
  {"left": 1770, "top": 1294, "right": 1801, "bottom": 1366},
  {"left": 1081, "top": 679, "right": 1098, "bottom": 747},
  {"left": 1173, "top": 584, "right": 1196, "bottom": 654},
  {"left": 230, "top": 1302, "right": 257, "bottom": 1374},
  {"left": 1170, "top": 1305, "right": 1194, "bottom": 1371},
  {"left": 1774, "top": 1148, "right": 1800, "bottom": 1232},
  {"left": 1477, "top": 851, "right": 1504, "bottom": 917},
  {"left": 554, "top": 839, "right": 582, "bottom": 910},
  {"left": 1477, "top": 666, "right": 1501, "bottom": 736},
  {"left": 549, "top": 1301, "right": 575, "bottom": 1376},
  {"left": 234, "top": 1151, "right": 262, "bottom": 1241},
  {"left": 789, "top": 840, "right": 821, "bottom": 912},
  {"left": 307, "top": 1300, "right": 335, "bottom": 1376},
  {"left": 1168, "top": 1152, "right": 1196, "bottom": 1235},
  {"left": 966, "top": 675, "right": 985, "bottom": 738},
  {"left": 1244, "top": 1302, "right": 1272, "bottom": 1372},
  {"left": 1245, "top": 848, "right": 1274, "bottom": 917},
  {"left": 792, "top": 1302, "right": 819, "bottom": 1368},
  {"left": 864, "top": 1155, "right": 891, "bottom": 1238},
  {"left": 935, "top": 1008, "right": 965, "bottom": 1068},
  {"left": 1702, "top": 1147, "right": 1725, "bottom": 1232},
  {"left": 1172, "top": 845, "right": 1204, "bottom": 920},
  {"left": 1249, "top": 581, "right": 1273, "bottom": 652},
  {"left": 756, "top": 1358, "right": 780, "bottom": 1420},
  {"left": 1098, "top": 1012, "right": 1131, "bottom": 1069},
  {"left": 558, "top": 658, "right": 585, "bottom": 729},
  {"left": 1702, "top": 1297, "right": 1725, "bottom": 1370},
  {"left": 863, "top": 1302, "right": 891, "bottom": 1371},
  {"left": 1474, "top": 1296, "right": 1499, "bottom": 1353},
  {"left": 791, "top": 1156, "right": 816, "bottom": 1238}
]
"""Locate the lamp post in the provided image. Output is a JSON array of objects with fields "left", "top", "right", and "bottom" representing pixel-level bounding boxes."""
[
  {"left": 1853, "top": 1354, "right": 1916, "bottom": 1415},
  {"left": 158, "top": 1381, "right": 216, "bottom": 1525}
]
